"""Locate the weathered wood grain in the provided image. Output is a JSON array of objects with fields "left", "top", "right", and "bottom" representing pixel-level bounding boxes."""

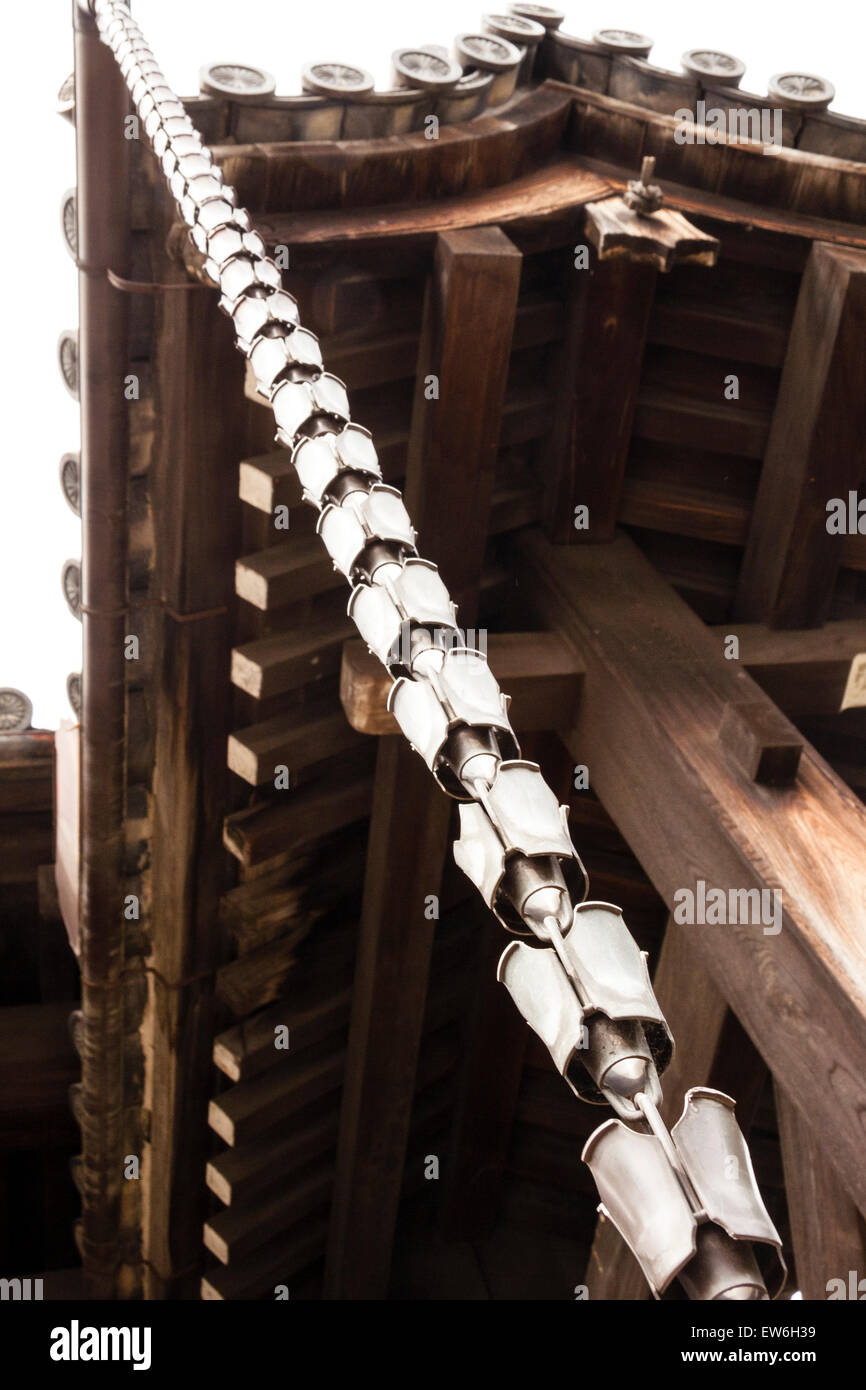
[
  {"left": 512, "top": 527, "right": 866, "bottom": 1217},
  {"left": 223, "top": 771, "right": 373, "bottom": 868},
  {"left": 736, "top": 242, "right": 866, "bottom": 626},
  {"left": 775, "top": 1085, "right": 866, "bottom": 1300},
  {"left": 585, "top": 197, "right": 719, "bottom": 271},
  {"left": 717, "top": 620, "right": 866, "bottom": 718},
  {"left": 544, "top": 249, "right": 657, "bottom": 542}
]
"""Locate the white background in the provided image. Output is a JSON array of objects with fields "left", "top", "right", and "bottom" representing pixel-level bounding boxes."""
[{"left": 2, "top": 0, "right": 864, "bottom": 729}]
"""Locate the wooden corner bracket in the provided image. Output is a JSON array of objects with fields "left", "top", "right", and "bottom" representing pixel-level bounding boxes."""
[{"left": 585, "top": 197, "right": 720, "bottom": 272}]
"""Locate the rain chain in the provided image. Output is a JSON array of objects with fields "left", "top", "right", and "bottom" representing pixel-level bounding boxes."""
[{"left": 90, "top": 0, "right": 785, "bottom": 1300}]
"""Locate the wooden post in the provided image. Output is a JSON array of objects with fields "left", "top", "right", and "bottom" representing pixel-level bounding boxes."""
[
  {"left": 405, "top": 225, "right": 523, "bottom": 618},
  {"left": 324, "top": 226, "right": 522, "bottom": 1299},
  {"left": 144, "top": 210, "right": 245, "bottom": 1296},
  {"left": 775, "top": 1087, "right": 866, "bottom": 1300},
  {"left": 735, "top": 242, "right": 866, "bottom": 627},
  {"left": 544, "top": 249, "right": 657, "bottom": 543}
]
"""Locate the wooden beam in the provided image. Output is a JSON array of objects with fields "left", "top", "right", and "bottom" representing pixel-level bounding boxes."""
[
  {"left": 201, "top": 1215, "right": 327, "bottom": 1300},
  {"left": 207, "top": 84, "right": 572, "bottom": 213},
  {"left": 227, "top": 706, "right": 363, "bottom": 786},
  {"left": 238, "top": 296, "right": 565, "bottom": 421},
  {"left": 204, "top": 1163, "right": 334, "bottom": 1266},
  {"left": 232, "top": 616, "right": 354, "bottom": 702},
  {"left": 324, "top": 226, "right": 522, "bottom": 1300},
  {"left": 735, "top": 242, "right": 866, "bottom": 627},
  {"left": 213, "top": 988, "right": 352, "bottom": 1083},
  {"left": 544, "top": 247, "right": 657, "bottom": 543},
  {"left": 340, "top": 632, "right": 584, "bottom": 737},
  {"left": 184, "top": 157, "right": 611, "bottom": 274},
  {"left": 714, "top": 619, "right": 866, "bottom": 718},
  {"left": 209, "top": 1047, "right": 346, "bottom": 1147},
  {"left": 206, "top": 1111, "right": 338, "bottom": 1207},
  {"left": 512, "top": 527, "right": 866, "bottom": 1216},
  {"left": 775, "top": 1086, "right": 866, "bottom": 1300},
  {"left": 559, "top": 85, "right": 866, "bottom": 231},
  {"left": 223, "top": 770, "right": 372, "bottom": 867}
]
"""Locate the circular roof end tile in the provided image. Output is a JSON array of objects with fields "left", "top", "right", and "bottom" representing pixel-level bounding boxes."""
[
  {"left": 62, "top": 560, "right": 82, "bottom": 621},
  {"left": 57, "top": 72, "right": 75, "bottom": 123},
  {"left": 681, "top": 49, "right": 746, "bottom": 86},
  {"left": 0, "top": 689, "right": 33, "bottom": 733},
  {"left": 199, "top": 62, "right": 276, "bottom": 101},
  {"left": 768, "top": 71, "right": 835, "bottom": 110},
  {"left": 507, "top": 4, "right": 565, "bottom": 29},
  {"left": 483, "top": 13, "right": 546, "bottom": 47},
  {"left": 61, "top": 188, "right": 77, "bottom": 259},
  {"left": 454, "top": 32, "right": 523, "bottom": 73},
  {"left": 592, "top": 29, "right": 654, "bottom": 58},
  {"left": 67, "top": 673, "right": 82, "bottom": 719},
  {"left": 391, "top": 48, "right": 463, "bottom": 91},
  {"left": 301, "top": 61, "right": 375, "bottom": 97},
  {"left": 58, "top": 331, "right": 79, "bottom": 400},
  {"left": 60, "top": 453, "right": 81, "bottom": 515}
]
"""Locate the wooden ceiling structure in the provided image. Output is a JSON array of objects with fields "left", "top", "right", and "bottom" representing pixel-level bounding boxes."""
[{"left": 5, "top": 11, "right": 866, "bottom": 1300}]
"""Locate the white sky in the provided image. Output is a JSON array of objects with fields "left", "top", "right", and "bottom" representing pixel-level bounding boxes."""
[{"left": 3, "top": 0, "right": 865, "bottom": 729}]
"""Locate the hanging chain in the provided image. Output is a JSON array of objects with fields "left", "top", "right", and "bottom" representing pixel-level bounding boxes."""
[{"left": 87, "top": 0, "right": 786, "bottom": 1301}]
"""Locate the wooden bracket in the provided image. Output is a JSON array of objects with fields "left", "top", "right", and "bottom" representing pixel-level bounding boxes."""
[
  {"left": 719, "top": 698, "right": 804, "bottom": 785},
  {"left": 584, "top": 196, "right": 719, "bottom": 272}
]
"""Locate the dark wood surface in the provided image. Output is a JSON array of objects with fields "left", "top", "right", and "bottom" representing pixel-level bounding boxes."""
[
  {"left": 775, "top": 1084, "right": 866, "bottom": 1300},
  {"left": 513, "top": 527, "right": 866, "bottom": 1217},
  {"left": 585, "top": 198, "right": 719, "bottom": 272},
  {"left": 0, "top": 1003, "right": 78, "bottom": 1152},
  {"left": 406, "top": 226, "right": 522, "bottom": 616},
  {"left": 736, "top": 242, "right": 866, "bottom": 627},
  {"left": 212, "top": 86, "right": 573, "bottom": 214},
  {"left": 144, "top": 188, "right": 245, "bottom": 1291},
  {"left": 324, "top": 225, "right": 523, "bottom": 1300},
  {"left": 214, "top": 159, "right": 613, "bottom": 272},
  {"left": 718, "top": 699, "right": 804, "bottom": 785},
  {"left": 57, "top": 52, "right": 866, "bottom": 1299},
  {"left": 717, "top": 620, "right": 866, "bottom": 718},
  {"left": 544, "top": 249, "right": 657, "bottom": 542},
  {"left": 562, "top": 85, "right": 866, "bottom": 229}
]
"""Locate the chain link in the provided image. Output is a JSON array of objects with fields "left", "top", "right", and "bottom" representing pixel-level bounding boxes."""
[{"left": 87, "top": 0, "right": 785, "bottom": 1300}]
